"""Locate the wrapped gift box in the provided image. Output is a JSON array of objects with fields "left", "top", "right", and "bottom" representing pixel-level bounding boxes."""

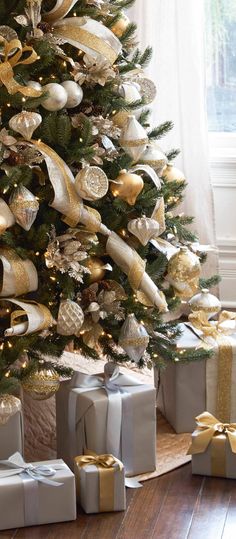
[
  {"left": 56, "top": 367, "right": 156, "bottom": 476},
  {"left": 0, "top": 409, "right": 24, "bottom": 460},
  {"left": 156, "top": 322, "right": 236, "bottom": 433},
  {"left": 188, "top": 412, "right": 236, "bottom": 478},
  {"left": 0, "top": 453, "right": 76, "bottom": 530},
  {"left": 74, "top": 453, "right": 126, "bottom": 513}
]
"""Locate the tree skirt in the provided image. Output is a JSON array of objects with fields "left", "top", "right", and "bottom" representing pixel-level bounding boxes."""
[{"left": 23, "top": 352, "right": 191, "bottom": 478}]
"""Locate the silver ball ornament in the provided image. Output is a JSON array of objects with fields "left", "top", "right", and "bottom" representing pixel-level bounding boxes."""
[
  {"left": 61, "top": 81, "right": 83, "bottom": 109},
  {"left": 42, "top": 83, "right": 67, "bottom": 111}
]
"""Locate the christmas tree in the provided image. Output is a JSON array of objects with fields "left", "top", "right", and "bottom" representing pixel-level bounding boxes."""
[{"left": 0, "top": 0, "right": 219, "bottom": 401}]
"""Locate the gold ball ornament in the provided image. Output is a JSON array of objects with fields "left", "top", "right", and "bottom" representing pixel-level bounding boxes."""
[
  {"left": 188, "top": 288, "right": 221, "bottom": 319},
  {"left": 110, "top": 169, "right": 144, "bottom": 206},
  {"left": 0, "top": 394, "right": 21, "bottom": 425},
  {"left": 111, "top": 12, "right": 130, "bottom": 37},
  {"left": 167, "top": 246, "right": 201, "bottom": 299},
  {"left": 75, "top": 166, "right": 109, "bottom": 201},
  {"left": 9, "top": 111, "right": 42, "bottom": 141},
  {"left": 22, "top": 366, "right": 60, "bottom": 401},
  {"left": 84, "top": 256, "right": 107, "bottom": 283},
  {"left": 161, "top": 164, "right": 185, "bottom": 183}
]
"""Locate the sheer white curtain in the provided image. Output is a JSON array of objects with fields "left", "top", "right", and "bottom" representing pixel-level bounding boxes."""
[{"left": 128, "top": 0, "right": 216, "bottom": 254}]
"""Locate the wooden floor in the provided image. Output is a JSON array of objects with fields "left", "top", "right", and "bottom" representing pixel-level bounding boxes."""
[{"left": 2, "top": 463, "right": 236, "bottom": 539}]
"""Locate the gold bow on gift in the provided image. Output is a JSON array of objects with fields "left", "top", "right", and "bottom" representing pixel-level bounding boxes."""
[
  {"left": 74, "top": 451, "right": 122, "bottom": 512},
  {"left": 188, "top": 310, "right": 236, "bottom": 423},
  {"left": 0, "top": 38, "right": 42, "bottom": 97},
  {"left": 188, "top": 411, "right": 236, "bottom": 455},
  {"left": 188, "top": 310, "right": 236, "bottom": 340},
  {"left": 188, "top": 411, "right": 236, "bottom": 478}
]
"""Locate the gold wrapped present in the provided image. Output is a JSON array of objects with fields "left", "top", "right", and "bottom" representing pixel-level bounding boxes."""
[
  {"left": 188, "top": 411, "right": 236, "bottom": 478},
  {"left": 74, "top": 451, "right": 126, "bottom": 513}
]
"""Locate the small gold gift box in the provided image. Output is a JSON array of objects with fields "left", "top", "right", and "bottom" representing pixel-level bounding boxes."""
[
  {"left": 74, "top": 451, "right": 126, "bottom": 513},
  {"left": 188, "top": 411, "right": 236, "bottom": 478}
]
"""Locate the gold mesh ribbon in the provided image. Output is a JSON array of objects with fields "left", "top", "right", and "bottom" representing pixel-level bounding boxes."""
[
  {"left": 31, "top": 140, "right": 102, "bottom": 232},
  {"left": 128, "top": 252, "right": 146, "bottom": 291},
  {"left": 0, "top": 38, "right": 42, "bottom": 97},
  {"left": 188, "top": 411, "right": 236, "bottom": 477},
  {"left": 43, "top": 0, "right": 77, "bottom": 23},
  {"left": 0, "top": 247, "right": 30, "bottom": 296},
  {"left": 75, "top": 451, "right": 122, "bottom": 512},
  {"left": 189, "top": 311, "right": 236, "bottom": 422},
  {"left": 10, "top": 300, "right": 54, "bottom": 335},
  {"left": 53, "top": 23, "right": 118, "bottom": 65}
]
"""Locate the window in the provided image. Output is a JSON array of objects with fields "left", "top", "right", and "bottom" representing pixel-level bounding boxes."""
[{"left": 205, "top": 0, "right": 236, "bottom": 133}]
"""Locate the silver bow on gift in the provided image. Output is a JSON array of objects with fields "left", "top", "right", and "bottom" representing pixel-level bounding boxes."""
[
  {"left": 68, "top": 363, "right": 144, "bottom": 473},
  {"left": 0, "top": 452, "right": 63, "bottom": 486}
]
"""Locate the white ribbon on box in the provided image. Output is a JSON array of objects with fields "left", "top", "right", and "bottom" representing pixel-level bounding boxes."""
[
  {"left": 68, "top": 363, "right": 144, "bottom": 484},
  {"left": 0, "top": 453, "right": 65, "bottom": 527}
]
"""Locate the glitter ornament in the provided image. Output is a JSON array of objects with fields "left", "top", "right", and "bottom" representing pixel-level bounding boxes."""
[
  {"left": 110, "top": 169, "right": 144, "bottom": 206},
  {"left": 167, "top": 246, "right": 201, "bottom": 299},
  {"left": 57, "top": 299, "right": 84, "bottom": 336},
  {"left": 22, "top": 366, "right": 60, "bottom": 401},
  {"left": 9, "top": 111, "right": 42, "bottom": 141},
  {"left": 189, "top": 288, "right": 221, "bottom": 319},
  {"left": 140, "top": 143, "right": 167, "bottom": 173},
  {"left": 0, "top": 394, "right": 21, "bottom": 425},
  {"left": 61, "top": 80, "right": 83, "bottom": 108},
  {"left": 9, "top": 184, "right": 39, "bottom": 231},
  {"left": 128, "top": 216, "right": 160, "bottom": 246},
  {"left": 119, "top": 314, "right": 149, "bottom": 363},
  {"left": 119, "top": 115, "right": 148, "bottom": 162},
  {"left": 75, "top": 166, "right": 109, "bottom": 201},
  {"left": 42, "top": 83, "right": 67, "bottom": 111}
]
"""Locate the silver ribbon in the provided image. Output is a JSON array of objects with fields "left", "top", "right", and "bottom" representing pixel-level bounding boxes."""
[
  {"left": 130, "top": 164, "right": 162, "bottom": 190},
  {"left": 0, "top": 453, "right": 64, "bottom": 527},
  {"left": 68, "top": 363, "right": 144, "bottom": 478}
]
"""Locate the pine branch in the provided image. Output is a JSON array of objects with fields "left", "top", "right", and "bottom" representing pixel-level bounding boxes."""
[
  {"left": 166, "top": 148, "right": 181, "bottom": 161},
  {"left": 148, "top": 121, "right": 174, "bottom": 140}
]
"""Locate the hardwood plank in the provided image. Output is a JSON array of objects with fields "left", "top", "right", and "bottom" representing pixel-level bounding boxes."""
[
  {"left": 79, "top": 487, "right": 135, "bottom": 539},
  {"left": 117, "top": 472, "right": 173, "bottom": 539},
  {"left": 187, "top": 476, "right": 232, "bottom": 539},
  {"left": 2, "top": 465, "right": 236, "bottom": 539},
  {"left": 150, "top": 464, "right": 203, "bottom": 539},
  {"left": 0, "top": 531, "right": 18, "bottom": 539},
  {"left": 14, "top": 518, "right": 88, "bottom": 539},
  {"left": 221, "top": 480, "right": 236, "bottom": 539}
]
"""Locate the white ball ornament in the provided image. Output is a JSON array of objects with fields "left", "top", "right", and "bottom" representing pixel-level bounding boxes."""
[
  {"left": 42, "top": 83, "right": 67, "bottom": 111},
  {"left": 61, "top": 81, "right": 83, "bottom": 109}
]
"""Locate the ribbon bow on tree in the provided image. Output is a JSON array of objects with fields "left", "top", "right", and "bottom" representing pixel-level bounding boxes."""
[
  {"left": 0, "top": 38, "right": 42, "bottom": 97},
  {"left": 187, "top": 411, "right": 236, "bottom": 455}
]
